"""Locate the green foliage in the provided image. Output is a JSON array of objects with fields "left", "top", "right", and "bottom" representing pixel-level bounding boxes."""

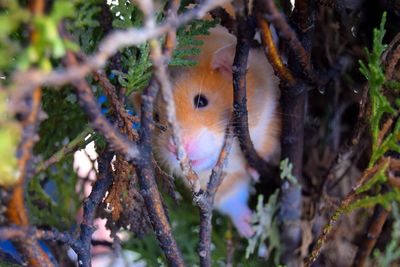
[
  {"left": 170, "top": 19, "right": 217, "bottom": 67},
  {"left": 347, "top": 190, "right": 400, "bottom": 212},
  {"left": 384, "top": 80, "right": 400, "bottom": 91},
  {"left": 373, "top": 202, "right": 400, "bottom": 266},
  {"left": 0, "top": 0, "right": 29, "bottom": 71},
  {"left": 351, "top": 12, "right": 400, "bottom": 211},
  {"left": 27, "top": 156, "right": 81, "bottom": 230},
  {"left": 356, "top": 162, "right": 389, "bottom": 194},
  {"left": 246, "top": 191, "right": 283, "bottom": 265},
  {"left": 25, "top": 1, "right": 76, "bottom": 70},
  {"left": 109, "top": 0, "right": 217, "bottom": 94},
  {"left": 358, "top": 12, "right": 398, "bottom": 167},
  {"left": 112, "top": 44, "right": 152, "bottom": 95},
  {"left": 0, "top": 262, "right": 22, "bottom": 267},
  {"left": 279, "top": 158, "right": 299, "bottom": 186},
  {"left": 0, "top": 0, "right": 80, "bottom": 74},
  {"left": 68, "top": 0, "right": 103, "bottom": 53},
  {"left": 30, "top": 87, "right": 89, "bottom": 228},
  {"left": 111, "top": 0, "right": 144, "bottom": 29},
  {"left": 34, "top": 88, "right": 88, "bottom": 158},
  {"left": 0, "top": 91, "right": 20, "bottom": 186}
]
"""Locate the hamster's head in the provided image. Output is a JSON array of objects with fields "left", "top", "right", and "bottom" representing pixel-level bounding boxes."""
[{"left": 153, "top": 44, "right": 241, "bottom": 175}]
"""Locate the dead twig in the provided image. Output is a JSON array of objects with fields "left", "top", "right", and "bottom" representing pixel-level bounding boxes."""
[
  {"left": 136, "top": 78, "right": 186, "bottom": 267},
  {"left": 256, "top": 0, "right": 315, "bottom": 83},
  {"left": 35, "top": 127, "right": 94, "bottom": 174},
  {"left": 64, "top": 51, "right": 140, "bottom": 161},
  {"left": 76, "top": 149, "right": 115, "bottom": 267},
  {"left": 352, "top": 204, "right": 390, "bottom": 267},
  {"left": 385, "top": 34, "right": 400, "bottom": 80},
  {"left": 231, "top": 1, "right": 280, "bottom": 187},
  {"left": 93, "top": 70, "right": 139, "bottom": 140},
  {"left": 256, "top": 13, "right": 295, "bottom": 85},
  {"left": 305, "top": 158, "right": 390, "bottom": 267},
  {"left": 197, "top": 124, "right": 234, "bottom": 267},
  {"left": 0, "top": 226, "right": 77, "bottom": 248}
]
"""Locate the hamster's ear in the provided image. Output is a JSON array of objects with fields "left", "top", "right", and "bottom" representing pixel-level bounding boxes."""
[
  {"left": 211, "top": 43, "right": 250, "bottom": 77},
  {"left": 211, "top": 43, "right": 236, "bottom": 77},
  {"left": 130, "top": 91, "right": 141, "bottom": 115}
]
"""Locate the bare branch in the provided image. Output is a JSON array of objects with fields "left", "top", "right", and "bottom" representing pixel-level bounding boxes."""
[
  {"left": 197, "top": 124, "right": 234, "bottom": 267},
  {"left": 231, "top": 1, "right": 280, "bottom": 187},
  {"left": 256, "top": 13, "right": 295, "bottom": 85},
  {"left": 352, "top": 204, "right": 390, "bottom": 267},
  {"left": 255, "top": 0, "right": 315, "bottom": 83},
  {"left": 0, "top": 226, "right": 77, "bottom": 248},
  {"left": 35, "top": 127, "right": 94, "bottom": 174},
  {"left": 136, "top": 79, "right": 186, "bottom": 267}
]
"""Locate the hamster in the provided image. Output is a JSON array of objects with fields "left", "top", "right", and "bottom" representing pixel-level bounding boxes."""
[{"left": 134, "top": 25, "right": 280, "bottom": 237}]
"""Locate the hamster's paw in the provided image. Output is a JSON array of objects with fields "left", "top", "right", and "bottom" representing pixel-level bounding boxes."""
[{"left": 232, "top": 207, "right": 255, "bottom": 238}]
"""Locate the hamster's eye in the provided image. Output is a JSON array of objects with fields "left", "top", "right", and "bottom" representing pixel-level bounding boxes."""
[
  {"left": 193, "top": 94, "right": 208, "bottom": 108},
  {"left": 153, "top": 112, "right": 160, "bottom": 123}
]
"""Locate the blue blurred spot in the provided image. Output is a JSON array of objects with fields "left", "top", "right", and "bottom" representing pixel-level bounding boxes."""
[
  {"left": 101, "top": 107, "right": 108, "bottom": 114},
  {"left": 108, "top": 73, "right": 115, "bottom": 80},
  {"left": 97, "top": 95, "right": 107, "bottom": 105},
  {"left": 0, "top": 240, "right": 56, "bottom": 265},
  {"left": 132, "top": 121, "right": 140, "bottom": 130},
  {"left": 0, "top": 241, "right": 22, "bottom": 263}
]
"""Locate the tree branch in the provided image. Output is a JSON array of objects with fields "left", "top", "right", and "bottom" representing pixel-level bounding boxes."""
[
  {"left": 231, "top": 1, "right": 280, "bottom": 187},
  {"left": 352, "top": 204, "right": 390, "bottom": 267},
  {"left": 197, "top": 124, "right": 234, "bottom": 267}
]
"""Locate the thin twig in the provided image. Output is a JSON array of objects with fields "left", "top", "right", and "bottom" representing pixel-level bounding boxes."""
[
  {"left": 385, "top": 34, "right": 400, "bottom": 80},
  {"left": 256, "top": 0, "right": 315, "bottom": 83},
  {"left": 231, "top": 1, "right": 280, "bottom": 186},
  {"left": 305, "top": 158, "right": 390, "bottom": 267},
  {"left": 270, "top": 0, "right": 315, "bottom": 264},
  {"left": 35, "top": 127, "right": 94, "bottom": 174},
  {"left": 63, "top": 45, "right": 121, "bottom": 267},
  {"left": 256, "top": 13, "right": 295, "bottom": 85},
  {"left": 76, "top": 149, "right": 114, "bottom": 267},
  {"left": 7, "top": 87, "right": 54, "bottom": 267},
  {"left": 0, "top": 226, "right": 77, "bottom": 248},
  {"left": 197, "top": 124, "right": 234, "bottom": 267},
  {"left": 93, "top": 70, "right": 139, "bottom": 140},
  {"left": 352, "top": 204, "right": 390, "bottom": 267}
]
